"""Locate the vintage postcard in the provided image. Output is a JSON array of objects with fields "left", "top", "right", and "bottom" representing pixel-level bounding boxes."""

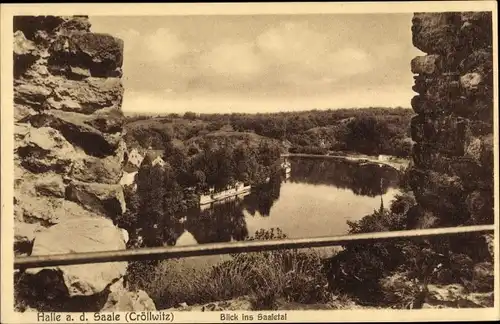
[{"left": 1, "top": 1, "right": 498, "bottom": 323}]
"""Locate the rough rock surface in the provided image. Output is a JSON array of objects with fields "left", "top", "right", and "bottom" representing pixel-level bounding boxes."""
[
  {"left": 66, "top": 181, "right": 126, "bottom": 217},
  {"left": 410, "top": 12, "right": 494, "bottom": 226},
  {"left": 13, "top": 15, "right": 152, "bottom": 312},
  {"left": 25, "top": 217, "right": 128, "bottom": 296},
  {"left": 101, "top": 279, "right": 156, "bottom": 311},
  {"left": 409, "top": 12, "right": 494, "bottom": 300},
  {"left": 422, "top": 284, "right": 494, "bottom": 308}
]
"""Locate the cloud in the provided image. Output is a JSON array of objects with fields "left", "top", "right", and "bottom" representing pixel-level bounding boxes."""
[
  {"left": 198, "top": 42, "right": 264, "bottom": 80},
  {"left": 256, "top": 22, "right": 330, "bottom": 66},
  {"left": 144, "top": 28, "right": 187, "bottom": 62},
  {"left": 372, "top": 43, "right": 405, "bottom": 60},
  {"left": 116, "top": 27, "right": 187, "bottom": 66},
  {"left": 255, "top": 22, "right": 374, "bottom": 86},
  {"left": 96, "top": 15, "right": 417, "bottom": 109}
]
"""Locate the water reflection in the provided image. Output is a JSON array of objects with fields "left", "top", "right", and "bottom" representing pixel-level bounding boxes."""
[
  {"left": 184, "top": 199, "right": 249, "bottom": 244},
  {"left": 288, "top": 157, "right": 400, "bottom": 197},
  {"left": 167, "top": 157, "right": 401, "bottom": 246}
]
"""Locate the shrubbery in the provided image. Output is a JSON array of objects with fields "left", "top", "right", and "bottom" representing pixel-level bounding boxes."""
[{"left": 125, "top": 228, "right": 331, "bottom": 310}]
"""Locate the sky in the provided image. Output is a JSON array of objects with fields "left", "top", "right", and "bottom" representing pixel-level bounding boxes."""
[{"left": 91, "top": 14, "right": 424, "bottom": 115}]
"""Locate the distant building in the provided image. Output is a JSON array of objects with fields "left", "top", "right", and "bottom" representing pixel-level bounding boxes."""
[
  {"left": 124, "top": 148, "right": 144, "bottom": 172},
  {"left": 127, "top": 148, "right": 144, "bottom": 168},
  {"left": 142, "top": 150, "right": 166, "bottom": 167}
]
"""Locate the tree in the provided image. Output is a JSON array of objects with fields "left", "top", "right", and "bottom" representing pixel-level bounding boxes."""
[
  {"left": 183, "top": 111, "right": 198, "bottom": 120},
  {"left": 116, "top": 184, "right": 140, "bottom": 235},
  {"left": 136, "top": 161, "right": 165, "bottom": 247}
]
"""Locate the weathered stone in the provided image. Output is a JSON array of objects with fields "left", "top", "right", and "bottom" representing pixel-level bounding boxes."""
[
  {"left": 15, "top": 221, "right": 41, "bottom": 255},
  {"left": 44, "top": 97, "right": 82, "bottom": 112},
  {"left": 85, "top": 107, "right": 124, "bottom": 133},
  {"left": 71, "top": 156, "right": 123, "bottom": 185},
  {"left": 410, "top": 94, "right": 457, "bottom": 116},
  {"left": 459, "top": 49, "right": 493, "bottom": 75},
  {"left": 411, "top": 55, "right": 443, "bottom": 74},
  {"left": 465, "top": 134, "right": 493, "bottom": 170},
  {"left": 68, "top": 66, "right": 91, "bottom": 80},
  {"left": 17, "top": 127, "right": 77, "bottom": 174},
  {"left": 15, "top": 191, "right": 102, "bottom": 226},
  {"left": 426, "top": 83, "right": 462, "bottom": 110},
  {"left": 16, "top": 194, "right": 64, "bottom": 226},
  {"left": 48, "top": 32, "right": 123, "bottom": 77},
  {"left": 412, "top": 75, "right": 460, "bottom": 99},
  {"left": 460, "top": 72, "right": 485, "bottom": 95},
  {"left": 70, "top": 141, "right": 125, "bottom": 184},
  {"left": 14, "top": 83, "right": 51, "bottom": 107},
  {"left": 14, "top": 30, "right": 37, "bottom": 56},
  {"left": 100, "top": 279, "right": 156, "bottom": 311},
  {"left": 14, "top": 122, "right": 31, "bottom": 147},
  {"left": 27, "top": 110, "right": 122, "bottom": 157},
  {"left": 14, "top": 16, "right": 66, "bottom": 41},
  {"left": 46, "top": 77, "right": 123, "bottom": 114},
  {"left": 412, "top": 144, "right": 484, "bottom": 189},
  {"left": 424, "top": 284, "right": 490, "bottom": 308},
  {"left": 460, "top": 12, "right": 493, "bottom": 50},
  {"left": 34, "top": 173, "right": 65, "bottom": 198},
  {"left": 24, "top": 60, "right": 51, "bottom": 79},
  {"left": 14, "top": 104, "right": 37, "bottom": 122},
  {"left": 410, "top": 115, "right": 470, "bottom": 156},
  {"left": 66, "top": 181, "right": 126, "bottom": 218},
  {"left": 467, "top": 292, "right": 494, "bottom": 308},
  {"left": 58, "top": 16, "right": 91, "bottom": 33},
  {"left": 26, "top": 217, "right": 127, "bottom": 296},
  {"left": 13, "top": 14, "right": 155, "bottom": 313},
  {"left": 14, "top": 30, "right": 39, "bottom": 76},
  {"left": 410, "top": 11, "right": 494, "bottom": 302},
  {"left": 15, "top": 167, "right": 104, "bottom": 226},
  {"left": 412, "top": 13, "right": 462, "bottom": 54}
]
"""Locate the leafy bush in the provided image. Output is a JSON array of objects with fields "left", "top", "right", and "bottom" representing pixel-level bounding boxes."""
[
  {"left": 125, "top": 228, "right": 331, "bottom": 310},
  {"left": 324, "top": 193, "right": 420, "bottom": 305}
]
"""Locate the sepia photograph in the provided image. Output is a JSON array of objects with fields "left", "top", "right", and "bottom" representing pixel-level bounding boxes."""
[{"left": 1, "top": 1, "right": 498, "bottom": 323}]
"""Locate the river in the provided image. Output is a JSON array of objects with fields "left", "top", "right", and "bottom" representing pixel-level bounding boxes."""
[{"left": 160, "top": 156, "right": 403, "bottom": 268}]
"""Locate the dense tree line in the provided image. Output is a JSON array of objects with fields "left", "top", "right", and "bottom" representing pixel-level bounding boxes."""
[{"left": 124, "top": 107, "right": 414, "bottom": 158}]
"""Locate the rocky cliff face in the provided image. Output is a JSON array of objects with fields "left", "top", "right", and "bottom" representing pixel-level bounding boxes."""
[
  {"left": 13, "top": 15, "right": 155, "bottom": 312},
  {"left": 409, "top": 12, "right": 494, "bottom": 285},
  {"left": 410, "top": 12, "right": 493, "bottom": 228}
]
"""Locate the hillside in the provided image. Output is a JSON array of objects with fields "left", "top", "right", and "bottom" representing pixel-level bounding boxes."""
[{"left": 123, "top": 108, "right": 414, "bottom": 157}]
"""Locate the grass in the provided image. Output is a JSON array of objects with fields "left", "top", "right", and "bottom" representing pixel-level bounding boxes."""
[{"left": 126, "top": 228, "right": 332, "bottom": 310}]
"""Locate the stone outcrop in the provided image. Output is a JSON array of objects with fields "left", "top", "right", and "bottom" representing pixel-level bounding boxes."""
[
  {"left": 100, "top": 279, "right": 156, "bottom": 312},
  {"left": 13, "top": 16, "right": 155, "bottom": 312},
  {"left": 409, "top": 12, "right": 494, "bottom": 293},
  {"left": 410, "top": 12, "right": 494, "bottom": 227}
]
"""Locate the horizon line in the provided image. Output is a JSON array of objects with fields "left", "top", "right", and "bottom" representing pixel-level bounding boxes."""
[{"left": 123, "top": 106, "right": 414, "bottom": 117}]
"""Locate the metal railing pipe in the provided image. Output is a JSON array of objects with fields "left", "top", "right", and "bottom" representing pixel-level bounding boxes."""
[{"left": 14, "top": 224, "right": 495, "bottom": 269}]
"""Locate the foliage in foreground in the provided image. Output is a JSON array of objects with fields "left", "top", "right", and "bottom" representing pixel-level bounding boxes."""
[{"left": 126, "top": 228, "right": 331, "bottom": 310}]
